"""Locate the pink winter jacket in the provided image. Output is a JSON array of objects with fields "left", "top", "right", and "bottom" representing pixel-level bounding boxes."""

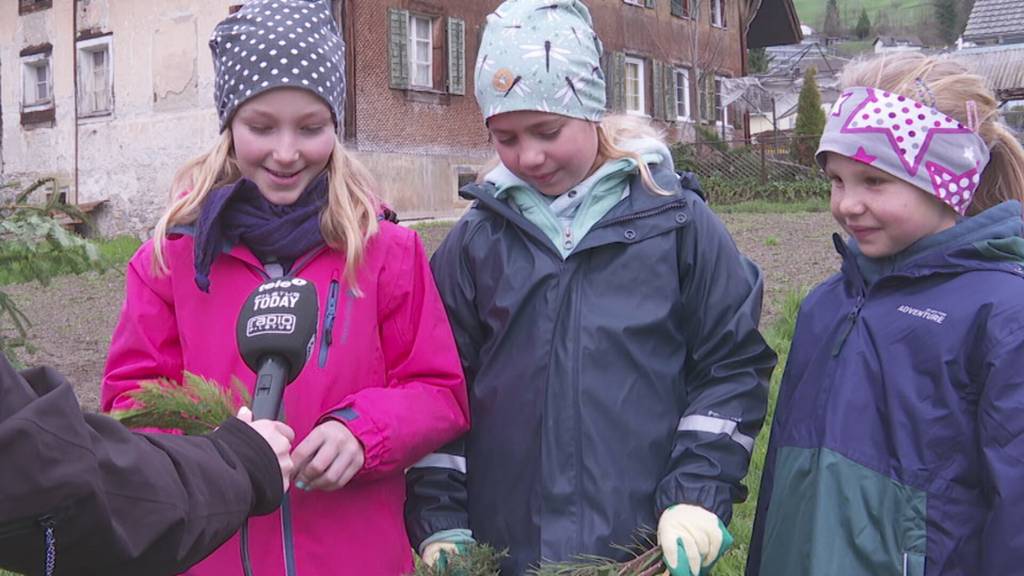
[{"left": 101, "top": 221, "right": 469, "bottom": 576}]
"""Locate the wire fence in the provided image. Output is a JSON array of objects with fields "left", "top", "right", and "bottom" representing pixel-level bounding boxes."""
[{"left": 672, "top": 132, "right": 826, "bottom": 184}]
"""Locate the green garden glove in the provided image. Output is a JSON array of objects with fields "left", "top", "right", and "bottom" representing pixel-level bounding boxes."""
[
  {"left": 657, "top": 504, "right": 734, "bottom": 576},
  {"left": 420, "top": 529, "right": 475, "bottom": 571}
]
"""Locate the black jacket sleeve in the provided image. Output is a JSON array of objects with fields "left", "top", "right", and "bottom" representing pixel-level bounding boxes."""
[
  {"left": 404, "top": 216, "right": 480, "bottom": 551},
  {"left": 0, "top": 356, "right": 283, "bottom": 576},
  {"left": 654, "top": 194, "right": 777, "bottom": 524}
]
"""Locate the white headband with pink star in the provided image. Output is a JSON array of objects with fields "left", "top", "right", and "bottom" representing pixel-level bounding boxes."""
[{"left": 816, "top": 86, "right": 990, "bottom": 215}]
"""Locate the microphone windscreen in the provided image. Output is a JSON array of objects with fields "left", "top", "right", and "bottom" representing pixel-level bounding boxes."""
[{"left": 235, "top": 278, "right": 319, "bottom": 383}]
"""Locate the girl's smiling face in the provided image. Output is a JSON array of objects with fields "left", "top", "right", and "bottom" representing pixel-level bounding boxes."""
[
  {"left": 487, "top": 110, "right": 600, "bottom": 196},
  {"left": 231, "top": 88, "right": 336, "bottom": 205},
  {"left": 826, "top": 152, "right": 957, "bottom": 258}
]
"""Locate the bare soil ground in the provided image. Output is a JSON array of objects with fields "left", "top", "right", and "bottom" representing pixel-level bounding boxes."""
[{"left": 5, "top": 211, "right": 840, "bottom": 412}]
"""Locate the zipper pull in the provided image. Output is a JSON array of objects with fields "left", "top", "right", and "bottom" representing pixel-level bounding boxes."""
[
  {"left": 318, "top": 275, "right": 341, "bottom": 368},
  {"left": 831, "top": 295, "right": 865, "bottom": 356},
  {"left": 39, "top": 515, "right": 55, "bottom": 576}
]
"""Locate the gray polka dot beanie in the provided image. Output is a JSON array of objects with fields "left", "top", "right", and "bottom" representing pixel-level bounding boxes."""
[
  {"left": 475, "top": 0, "right": 606, "bottom": 123},
  {"left": 209, "top": 0, "right": 345, "bottom": 132}
]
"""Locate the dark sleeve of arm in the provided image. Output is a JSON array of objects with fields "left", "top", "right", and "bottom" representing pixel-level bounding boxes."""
[
  {"left": 405, "top": 220, "right": 481, "bottom": 550},
  {"left": 655, "top": 198, "right": 778, "bottom": 525},
  {"left": 0, "top": 360, "right": 282, "bottom": 576}
]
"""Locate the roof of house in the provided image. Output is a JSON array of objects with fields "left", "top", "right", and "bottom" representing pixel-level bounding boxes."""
[
  {"left": 963, "top": 0, "right": 1024, "bottom": 43},
  {"left": 746, "top": 0, "right": 802, "bottom": 49},
  {"left": 873, "top": 36, "right": 924, "bottom": 47},
  {"left": 954, "top": 45, "right": 1024, "bottom": 99}
]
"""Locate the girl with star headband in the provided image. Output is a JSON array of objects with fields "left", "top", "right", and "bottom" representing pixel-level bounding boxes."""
[{"left": 747, "top": 53, "right": 1024, "bottom": 576}]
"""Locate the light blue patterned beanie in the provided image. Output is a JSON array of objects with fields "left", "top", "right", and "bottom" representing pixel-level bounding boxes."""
[{"left": 474, "top": 0, "right": 606, "bottom": 123}]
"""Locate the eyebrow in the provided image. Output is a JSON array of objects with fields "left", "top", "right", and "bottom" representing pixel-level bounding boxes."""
[{"left": 237, "top": 108, "right": 330, "bottom": 122}]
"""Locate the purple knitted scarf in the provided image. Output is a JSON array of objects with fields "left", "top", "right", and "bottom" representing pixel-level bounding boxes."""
[{"left": 192, "top": 173, "right": 328, "bottom": 292}]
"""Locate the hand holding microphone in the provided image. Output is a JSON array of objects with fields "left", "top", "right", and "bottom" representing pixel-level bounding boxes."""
[{"left": 236, "top": 406, "right": 296, "bottom": 493}]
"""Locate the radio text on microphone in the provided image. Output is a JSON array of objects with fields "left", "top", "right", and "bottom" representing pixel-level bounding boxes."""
[{"left": 246, "top": 313, "right": 297, "bottom": 337}]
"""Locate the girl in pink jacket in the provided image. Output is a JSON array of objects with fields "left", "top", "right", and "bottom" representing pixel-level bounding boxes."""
[{"left": 101, "top": 1, "right": 469, "bottom": 574}]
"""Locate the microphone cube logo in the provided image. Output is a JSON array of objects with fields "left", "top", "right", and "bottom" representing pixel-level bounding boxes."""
[{"left": 246, "top": 313, "right": 297, "bottom": 337}]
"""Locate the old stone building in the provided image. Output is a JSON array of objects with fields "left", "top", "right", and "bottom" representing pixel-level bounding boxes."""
[{"left": 0, "top": 0, "right": 799, "bottom": 234}]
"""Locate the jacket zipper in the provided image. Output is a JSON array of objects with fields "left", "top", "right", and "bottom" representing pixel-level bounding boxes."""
[
  {"left": 0, "top": 514, "right": 58, "bottom": 576},
  {"left": 41, "top": 515, "right": 55, "bottom": 576},
  {"left": 831, "top": 294, "right": 865, "bottom": 356},
  {"left": 597, "top": 199, "right": 687, "bottom": 227},
  {"left": 318, "top": 272, "right": 341, "bottom": 368}
]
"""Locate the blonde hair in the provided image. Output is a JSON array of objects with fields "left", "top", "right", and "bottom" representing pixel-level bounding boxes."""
[
  {"left": 152, "top": 129, "right": 381, "bottom": 292},
  {"left": 477, "top": 113, "right": 671, "bottom": 195},
  {"left": 840, "top": 53, "right": 1024, "bottom": 216}
]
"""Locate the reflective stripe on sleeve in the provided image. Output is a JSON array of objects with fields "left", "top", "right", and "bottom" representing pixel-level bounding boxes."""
[
  {"left": 677, "top": 414, "right": 755, "bottom": 453},
  {"left": 410, "top": 453, "right": 467, "bottom": 473}
]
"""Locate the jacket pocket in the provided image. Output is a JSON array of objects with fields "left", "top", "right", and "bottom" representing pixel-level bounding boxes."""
[
  {"left": 903, "top": 552, "right": 925, "bottom": 576},
  {"left": 318, "top": 272, "right": 341, "bottom": 368}
]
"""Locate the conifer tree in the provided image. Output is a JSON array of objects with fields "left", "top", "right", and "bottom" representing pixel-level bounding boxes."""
[
  {"left": 855, "top": 8, "right": 871, "bottom": 40},
  {"left": 792, "top": 67, "right": 826, "bottom": 167}
]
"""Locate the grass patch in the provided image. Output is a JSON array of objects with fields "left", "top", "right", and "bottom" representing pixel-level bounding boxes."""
[
  {"left": 792, "top": 0, "right": 930, "bottom": 30},
  {"left": 97, "top": 235, "right": 142, "bottom": 266},
  {"left": 712, "top": 286, "right": 807, "bottom": 575},
  {"left": 407, "top": 219, "right": 459, "bottom": 232},
  {"left": 712, "top": 197, "right": 829, "bottom": 214}
]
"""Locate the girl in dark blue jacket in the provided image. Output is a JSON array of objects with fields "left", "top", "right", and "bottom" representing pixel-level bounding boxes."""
[
  {"left": 748, "top": 53, "right": 1024, "bottom": 576},
  {"left": 404, "top": 1, "right": 776, "bottom": 574}
]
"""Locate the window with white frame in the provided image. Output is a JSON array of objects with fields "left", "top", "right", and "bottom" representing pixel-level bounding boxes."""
[
  {"left": 624, "top": 56, "right": 645, "bottom": 116},
  {"left": 623, "top": 0, "right": 644, "bottom": 5},
  {"left": 409, "top": 14, "right": 433, "bottom": 88},
  {"left": 22, "top": 53, "right": 52, "bottom": 110},
  {"left": 711, "top": 0, "right": 726, "bottom": 27},
  {"left": 715, "top": 75, "right": 728, "bottom": 125},
  {"left": 675, "top": 68, "right": 691, "bottom": 120},
  {"left": 78, "top": 36, "right": 113, "bottom": 116}
]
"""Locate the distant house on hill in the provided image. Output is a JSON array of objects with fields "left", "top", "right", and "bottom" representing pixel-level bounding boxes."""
[{"left": 872, "top": 36, "right": 924, "bottom": 53}]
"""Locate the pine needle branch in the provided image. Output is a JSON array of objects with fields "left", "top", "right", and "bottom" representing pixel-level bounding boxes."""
[{"left": 111, "top": 372, "right": 251, "bottom": 435}]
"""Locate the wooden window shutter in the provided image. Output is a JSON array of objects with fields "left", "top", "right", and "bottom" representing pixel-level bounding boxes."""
[
  {"left": 664, "top": 67, "right": 677, "bottom": 121},
  {"left": 645, "top": 0, "right": 656, "bottom": 8},
  {"left": 670, "top": 0, "right": 684, "bottom": 17},
  {"left": 446, "top": 17, "right": 465, "bottom": 95},
  {"left": 652, "top": 61, "right": 664, "bottom": 120},
  {"left": 722, "top": 0, "right": 728, "bottom": 27},
  {"left": 388, "top": 8, "right": 409, "bottom": 89},
  {"left": 602, "top": 51, "right": 627, "bottom": 112}
]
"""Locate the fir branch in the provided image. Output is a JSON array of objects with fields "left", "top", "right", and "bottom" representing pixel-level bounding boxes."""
[
  {"left": 410, "top": 543, "right": 506, "bottom": 576},
  {"left": 112, "top": 372, "right": 251, "bottom": 435},
  {"left": 528, "top": 535, "right": 664, "bottom": 576}
]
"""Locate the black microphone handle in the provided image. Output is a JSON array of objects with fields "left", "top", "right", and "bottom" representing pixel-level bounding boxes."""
[{"left": 251, "top": 354, "right": 289, "bottom": 420}]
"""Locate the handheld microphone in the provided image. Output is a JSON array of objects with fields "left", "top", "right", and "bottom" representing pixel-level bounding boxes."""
[{"left": 235, "top": 278, "right": 319, "bottom": 420}]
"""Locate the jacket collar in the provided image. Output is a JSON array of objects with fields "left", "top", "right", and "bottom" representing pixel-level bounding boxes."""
[
  {"left": 837, "top": 200, "right": 1024, "bottom": 287},
  {"left": 461, "top": 163, "right": 696, "bottom": 257}
]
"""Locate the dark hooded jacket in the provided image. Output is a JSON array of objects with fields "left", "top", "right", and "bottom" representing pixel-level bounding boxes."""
[
  {"left": 0, "top": 356, "right": 282, "bottom": 576},
  {"left": 748, "top": 201, "right": 1024, "bottom": 576},
  {"left": 406, "top": 164, "right": 776, "bottom": 574}
]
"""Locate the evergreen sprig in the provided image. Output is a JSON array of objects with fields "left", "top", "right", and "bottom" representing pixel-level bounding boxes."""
[
  {"left": 112, "top": 372, "right": 251, "bottom": 435},
  {"left": 528, "top": 539, "right": 663, "bottom": 576},
  {"left": 410, "top": 543, "right": 506, "bottom": 576},
  {"left": 0, "top": 178, "right": 106, "bottom": 359}
]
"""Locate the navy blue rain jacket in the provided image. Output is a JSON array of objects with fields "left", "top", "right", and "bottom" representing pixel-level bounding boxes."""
[
  {"left": 405, "top": 165, "right": 776, "bottom": 574},
  {"left": 748, "top": 201, "right": 1024, "bottom": 576}
]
